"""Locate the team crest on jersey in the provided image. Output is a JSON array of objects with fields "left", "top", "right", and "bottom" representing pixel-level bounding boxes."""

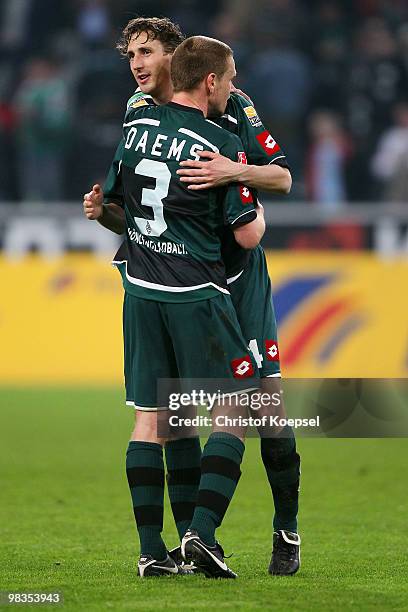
[
  {"left": 256, "top": 131, "right": 280, "bottom": 156},
  {"left": 265, "top": 340, "right": 280, "bottom": 362},
  {"left": 237, "top": 153, "right": 252, "bottom": 203},
  {"left": 231, "top": 355, "right": 254, "bottom": 378},
  {"left": 244, "top": 105, "right": 262, "bottom": 127},
  {"left": 238, "top": 151, "right": 247, "bottom": 165}
]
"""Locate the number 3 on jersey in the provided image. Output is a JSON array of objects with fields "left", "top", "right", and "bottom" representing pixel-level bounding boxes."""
[{"left": 133, "top": 159, "right": 170, "bottom": 237}]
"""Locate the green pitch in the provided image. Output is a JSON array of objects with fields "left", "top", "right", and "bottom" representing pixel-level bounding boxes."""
[{"left": 1, "top": 388, "right": 407, "bottom": 611}]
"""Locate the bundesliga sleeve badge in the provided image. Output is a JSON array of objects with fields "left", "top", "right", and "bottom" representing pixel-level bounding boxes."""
[
  {"left": 132, "top": 99, "right": 148, "bottom": 109},
  {"left": 244, "top": 105, "right": 262, "bottom": 128}
]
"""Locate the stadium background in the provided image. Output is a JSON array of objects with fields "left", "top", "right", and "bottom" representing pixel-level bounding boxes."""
[
  {"left": 1, "top": 0, "right": 408, "bottom": 383},
  {"left": 1, "top": 2, "right": 407, "bottom": 610}
]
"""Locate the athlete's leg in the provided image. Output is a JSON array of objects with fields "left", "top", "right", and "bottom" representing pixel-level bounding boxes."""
[
  {"left": 182, "top": 396, "right": 249, "bottom": 579},
  {"left": 229, "top": 247, "right": 301, "bottom": 573},
  {"left": 126, "top": 411, "right": 168, "bottom": 560},
  {"left": 165, "top": 436, "right": 202, "bottom": 541},
  {"left": 189, "top": 400, "right": 247, "bottom": 547},
  {"left": 254, "top": 377, "right": 300, "bottom": 535},
  {"left": 168, "top": 295, "right": 257, "bottom": 572},
  {"left": 123, "top": 294, "right": 176, "bottom": 563}
]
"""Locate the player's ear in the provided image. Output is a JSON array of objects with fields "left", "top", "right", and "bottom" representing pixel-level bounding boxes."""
[{"left": 206, "top": 73, "right": 216, "bottom": 95}]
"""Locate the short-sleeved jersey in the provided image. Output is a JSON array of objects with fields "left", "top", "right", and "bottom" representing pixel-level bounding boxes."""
[
  {"left": 103, "top": 89, "right": 156, "bottom": 204},
  {"left": 112, "top": 101, "right": 257, "bottom": 303},
  {"left": 213, "top": 93, "right": 289, "bottom": 278},
  {"left": 103, "top": 90, "right": 289, "bottom": 279},
  {"left": 217, "top": 93, "right": 288, "bottom": 169}
]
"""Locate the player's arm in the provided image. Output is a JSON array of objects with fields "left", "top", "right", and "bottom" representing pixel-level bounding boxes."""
[
  {"left": 83, "top": 139, "right": 126, "bottom": 234},
  {"left": 178, "top": 151, "right": 291, "bottom": 192},
  {"left": 233, "top": 199, "right": 265, "bottom": 249},
  {"left": 234, "top": 156, "right": 291, "bottom": 192},
  {"left": 223, "top": 137, "right": 265, "bottom": 249},
  {"left": 83, "top": 91, "right": 150, "bottom": 234},
  {"left": 83, "top": 184, "right": 125, "bottom": 235},
  {"left": 177, "top": 92, "right": 291, "bottom": 193},
  {"left": 84, "top": 91, "right": 157, "bottom": 233}
]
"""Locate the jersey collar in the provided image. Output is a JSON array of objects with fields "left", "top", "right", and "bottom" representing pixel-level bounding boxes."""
[{"left": 166, "top": 101, "right": 205, "bottom": 117}]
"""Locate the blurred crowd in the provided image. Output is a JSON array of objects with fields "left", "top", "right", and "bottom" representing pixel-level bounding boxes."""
[{"left": 1, "top": 0, "right": 408, "bottom": 204}]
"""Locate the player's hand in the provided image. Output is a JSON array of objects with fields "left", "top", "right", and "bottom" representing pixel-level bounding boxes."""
[
  {"left": 230, "top": 83, "right": 254, "bottom": 105},
  {"left": 83, "top": 184, "right": 104, "bottom": 220},
  {"left": 177, "top": 151, "right": 240, "bottom": 189}
]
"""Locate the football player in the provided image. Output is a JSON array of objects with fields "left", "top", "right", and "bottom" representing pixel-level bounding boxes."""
[{"left": 83, "top": 17, "right": 300, "bottom": 577}]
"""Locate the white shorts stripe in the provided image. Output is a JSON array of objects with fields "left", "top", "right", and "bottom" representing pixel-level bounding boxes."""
[{"left": 126, "top": 400, "right": 169, "bottom": 411}]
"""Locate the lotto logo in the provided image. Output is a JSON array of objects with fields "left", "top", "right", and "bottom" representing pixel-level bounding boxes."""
[
  {"left": 231, "top": 355, "right": 254, "bottom": 378},
  {"left": 239, "top": 184, "right": 253, "bottom": 204},
  {"left": 256, "top": 131, "right": 280, "bottom": 156},
  {"left": 265, "top": 340, "right": 280, "bottom": 362},
  {"left": 238, "top": 151, "right": 247, "bottom": 165}
]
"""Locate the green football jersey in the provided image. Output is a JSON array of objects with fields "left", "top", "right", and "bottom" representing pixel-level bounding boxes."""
[
  {"left": 214, "top": 93, "right": 289, "bottom": 278},
  {"left": 103, "top": 90, "right": 155, "bottom": 204},
  {"left": 112, "top": 101, "right": 257, "bottom": 303},
  {"left": 217, "top": 93, "right": 288, "bottom": 168},
  {"left": 103, "top": 91, "right": 288, "bottom": 279}
]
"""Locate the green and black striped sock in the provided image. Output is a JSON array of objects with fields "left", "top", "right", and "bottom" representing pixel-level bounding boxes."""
[
  {"left": 260, "top": 425, "right": 300, "bottom": 533},
  {"left": 126, "top": 441, "right": 167, "bottom": 560},
  {"left": 190, "top": 432, "right": 244, "bottom": 546},
  {"left": 165, "top": 437, "right": 202, "bottom": 540}
]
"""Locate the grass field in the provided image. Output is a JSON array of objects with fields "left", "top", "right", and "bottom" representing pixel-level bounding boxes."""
[{"left": 1, "top": 388, "right": 407, "bottom": 611}]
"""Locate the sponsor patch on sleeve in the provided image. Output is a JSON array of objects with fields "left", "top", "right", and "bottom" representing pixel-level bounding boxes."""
[
  {"left": 256, "top": 131, "right": 281, "bottom": 156},
  {"left": 265, "top": 340, "right": 280, "bottom": 362},
  {"left": 238, "top": 185, "right": 253, "bottom": 204},
  {"left": 244, "top": 105, "right": 262, "bottom": 127},
  {"left": 231, "top": 355, "right": 255, "bottom": 378}
]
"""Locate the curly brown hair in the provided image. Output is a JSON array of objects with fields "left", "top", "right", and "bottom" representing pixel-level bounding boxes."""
[{"left": 116, "top": 17, "right": 184, "bottom": 56}]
